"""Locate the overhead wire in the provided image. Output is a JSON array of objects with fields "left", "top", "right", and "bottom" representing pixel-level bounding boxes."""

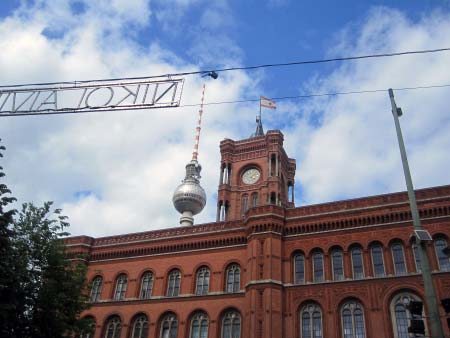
[{"left": 0, "top": 47, "right": 449, "bottom": 89}]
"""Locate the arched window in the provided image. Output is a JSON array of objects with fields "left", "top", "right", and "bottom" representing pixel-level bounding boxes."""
[
  {"left": 434, "top": 237, "right": 450, "bottom": 271},
  {"left": 104, "top": 316, "right": 122, "bottom": 338},
  {"left": 412, "top": 243, "right": 422, "bottom": 272},
  {"left": 222, "top": 310, "right": 241, "bottom": 338},
  {"left": 300, "top": 303, "right": 323, "bottom": 338},
  {"left": 160, "top": 314, "right": 178, "bottom": 338},
  {"left": 391, "top": 243, "right": 407, "bottom": 275},
  {"left": 294, "top": 253, "right": 305, "bottom": 284},
  {"left": 351, "top": 247, "right": 364, "bottom": 279},
  {"left": 131, "top": 314, "right": 149, "bottom": 338},
  {"left": 140, "top": 271, "right": 154, "bottom": 299},
  {"left": 340, "top": 301, "right": 366, "bottom": 338},
  {"left": 331, "top": 248, "right": 344, "bottom": 281},
  {"left": 167, "top": 269, "right": 181, "bottom": 297},
  {"left": 190, "top": 312, "right": 209, "bottom": 338},
  {"left": 196, "top": 266, "right": 210, "bottom": 295},
  {"left": 114, "top": 274, "right": 127, "bottom": 301},
  {"left": 241, "top": 195, "right": 248, "bottom": 216},
  {"left": 370, "top": 244, "right": 385, "bottom": 277},
  {"left": 251, "top": 192, "right": 258, "bottom": 208},
  {"left": 226, "top": 264, "right": 241, "bottom": 293},
  {"left": 90, "top": 276, "right": 102, "bottom": 302},
  {"left": 390, "top": 293, "right": 425, "bottom": 338},
  {"left": 80, "top": 316, "right": 96, "bottom": 338},
  {"left": 312, "top": 252, "right": 324, "bottom": 282}
]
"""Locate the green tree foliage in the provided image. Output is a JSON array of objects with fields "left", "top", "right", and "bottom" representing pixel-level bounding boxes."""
[{"left": 0, "top": 143, "right": 91, "bottom": 338}]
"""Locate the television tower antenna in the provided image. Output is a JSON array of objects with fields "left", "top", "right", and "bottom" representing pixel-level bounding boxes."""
[{"left": 172, "top": 84, "right": 207, "bottom": 226}]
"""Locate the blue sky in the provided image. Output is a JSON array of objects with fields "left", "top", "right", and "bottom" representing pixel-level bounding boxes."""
[{"left": 0, "top": 0, "right": 449, "bottom": 237}]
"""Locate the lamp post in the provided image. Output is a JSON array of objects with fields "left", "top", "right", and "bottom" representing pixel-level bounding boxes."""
[{"left": 388, "top": 88, "right": 444, "bottom": 338}]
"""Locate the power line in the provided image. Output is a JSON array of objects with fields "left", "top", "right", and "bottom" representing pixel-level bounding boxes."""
[{"left": 1, "top": 47, "right": 449, "bottom": 89}]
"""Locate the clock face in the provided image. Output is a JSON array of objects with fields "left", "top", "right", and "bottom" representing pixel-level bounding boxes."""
[{"left": 242, "top": 168, "right": 261, "bottom": 185}]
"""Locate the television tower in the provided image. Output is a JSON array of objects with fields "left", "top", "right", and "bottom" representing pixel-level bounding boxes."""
[{"left": 172, "top": 84, "right": 207, "bottom": 226}]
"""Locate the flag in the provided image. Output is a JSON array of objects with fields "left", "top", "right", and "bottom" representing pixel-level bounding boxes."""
[{"left": 260, "top": 96, "right": 276, "bottom": 109}]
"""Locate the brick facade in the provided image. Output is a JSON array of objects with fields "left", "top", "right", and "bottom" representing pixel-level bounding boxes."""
[{"left": 66, "top": 130, "right": 450, "bottom": 338}]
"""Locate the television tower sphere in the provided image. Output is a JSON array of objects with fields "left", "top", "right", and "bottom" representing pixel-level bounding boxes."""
[{"left": 172, "top": 160, "right": 206, "bottom": 226}]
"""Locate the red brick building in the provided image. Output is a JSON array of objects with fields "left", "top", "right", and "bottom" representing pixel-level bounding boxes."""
[{"left": 66, "top": 129, "right": 450, "bottom": 338}]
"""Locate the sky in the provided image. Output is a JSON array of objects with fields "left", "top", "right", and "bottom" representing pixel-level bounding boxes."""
[{"left": 0, "top": 0, "right": 450, "bottom": 237}]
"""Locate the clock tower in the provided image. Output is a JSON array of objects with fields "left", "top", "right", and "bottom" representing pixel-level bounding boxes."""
[{"left": 216, "top": 120, "right": 296, "bottom": 221}]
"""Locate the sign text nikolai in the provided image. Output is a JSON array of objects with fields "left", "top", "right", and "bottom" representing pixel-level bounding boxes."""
[{"left": 0, "top": 78, "right": 184, "bottom": 116}]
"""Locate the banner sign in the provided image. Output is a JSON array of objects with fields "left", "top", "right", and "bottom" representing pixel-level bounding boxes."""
[{"left": 0, "top": 78, "right": 184, "bottom": 116}]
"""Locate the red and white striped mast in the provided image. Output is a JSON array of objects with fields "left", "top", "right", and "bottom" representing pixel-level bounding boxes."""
[{"left": 172, "top": 84, "right": 208, "bottom": 226}]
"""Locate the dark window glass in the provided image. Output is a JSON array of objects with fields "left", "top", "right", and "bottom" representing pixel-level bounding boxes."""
[
  {"left": 167, "top": 270, "right": 181, "bottom": 297},
  {"left": 140, "top": 272, "right": 154, "bottom": 299},
  {"left": 391, "top": 294, "right": 425, "bottom": 338},
  {"left": 391, "top": 243, "right": 406, "bottom": 275},
  {"left": 131, "top": 315, "right": 149, "bottom": 338},
  {"left": 104, "top": 316, "right": 121, "bottom": 338},
  {"left": 351, "top": 248, "right": 364, "bottom": 279},
  {"left": 90, "top": 276, "right": 102, "bottom": 302},
  {"left": 435, "top": 238, "right": 450, "bottom": 271},
  {"left": 412, "top": 244, "right": 422, "bottom": 272},
  {"left": 371, "top": 245, "right": 385, "bottom": 277},
  {"left": 300, "top": 304, "right": 322, "bottom": 338},
  {"left": 160, "top": 314, "right": 178, "bottom": 338},
  {"left": 332, "top": 249, "right": 344, "bottom": 281},
  {"left": 313, "top": 253, "right": 323, "bottom": 282},
  {"left": 196, "top": 267, "right": 210, "bottom": 295},
  {"left": 341, "top": 301, "right": 366, "bottom": 338},
  {"left": 294, "top": 254, "right": 305, "bottom": 284},
  {"left": 190, "top": 312, "right": 209, "bottom": 338},
  {"left": 114, "top": 274, "right": 127, "bottom": 301},
  {"left": 222, "top": 311, "right": 241, "bottom": 338},
  {"left": 251, "top": 193, "right": 258, "bottom": 208},
  {"left": 242, "top": 195, "right": 248, "bottom": 215},
  {"left": 226, "top": 264, "right": 240, "bottom": 293}
]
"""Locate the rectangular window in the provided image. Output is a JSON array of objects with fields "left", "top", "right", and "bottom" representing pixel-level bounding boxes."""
[{"left": 313, "top": 253, "right": 324, "bottom": 282}]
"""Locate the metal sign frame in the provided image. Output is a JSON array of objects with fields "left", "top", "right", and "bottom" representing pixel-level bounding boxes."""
[{"left": 0, "top": 77, "right": 185, "bottom": 116}]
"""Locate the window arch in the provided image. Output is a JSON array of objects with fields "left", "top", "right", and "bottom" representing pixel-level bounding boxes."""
[
  {"left": 167, "top": 269, "right": 181, "bottom": 297},
  {"left": 390, "top": 293, "right": 425, "bottom": 338},
  {"left": 370, "top": 243, "right": 385, "bottom": 277},
  {"left": 226, "top": 264, "right": 240, "bottom": 293},
  {"left": 331, "top": 248, "right": 344, "bottom": 281},
  {"left": 241, "top": 194, "right": 248, "bottom": 216},
  {"left": 340, "top": 300, "right": 366, "bottom": 338},
  {"left": 221, "top": 310, "right": 241, "bottom": 338},
  {"left": 131, "top": 314, "right": 149, "bottom": 338},
  {"left": 104, "top": 316, "right": 122, "bottom": 338},
  {"left": 114, "top": 274, "right": 127, "bottom": 301},
  {"left": 140, "top": 271, "right": 154, "bottom": 299},
  {"left": 434, "top": 237, "right": 450, "bottom": 271},
  {"left": 159, "top": 313, "right": 178, "bottom": 338},
  {"left": 90, "top": 276, "right": 102, "bottom": 302},
  {"left": 391, "top": 243, "right": 407, "bottom": 275},
  {"left": 251, "top": 192, "right": 258, "bottom": 208},
  {"left": 80, "top": 316, "right": 96, "bottom": 338},
  {"left": 351, "top": 247, "right": 364, "bottom": 279},
  {"left": 300, "top": 303, "right": 323, "bottom": 338},
  {"left": 312, "top": 251, "right": 324, "bottom": 282},
  {"left": 196, "top": 266, "right": 210, "bottom": 295},
  {"left": 294, "top": 252, "right": 305, "bottom": 284},
  {"left": 190, "top": 312, "right": 209, "bottom": 338}
]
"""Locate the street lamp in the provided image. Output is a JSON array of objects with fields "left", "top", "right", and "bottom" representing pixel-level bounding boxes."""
[{"left": 388, "top": 88, "right": 444, "bottom": 338}]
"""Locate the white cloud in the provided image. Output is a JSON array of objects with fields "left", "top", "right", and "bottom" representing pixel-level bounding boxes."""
[{"left": 283, "top": 7, "right": 450, "bottom": 204}]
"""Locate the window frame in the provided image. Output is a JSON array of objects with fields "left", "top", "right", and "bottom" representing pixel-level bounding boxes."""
[
  {"left": 221, "top": 310, "right": 241, "bottom": 338},
  {"left": 340, "top": 301, "right": 366, "bottom": 338},
  {"left": 370, "top": 244, "right": 385, "bottom": 277},
  {"left": 300, "top": 303, "right": 323, "bottom": 338},
  {"left": 140, "top": 271, "right": 154, "bottom": 299},
  {"left": 351, "top": 247, "right": 364, "bottom": 280},
  {"left": 104, "top": 316, "right": 122, "bottom": 338},
  {"left": 391, "top": 243, "right": 407, "bottom": 275},
  {"left": 294, "top": 253, "right": 305, "bottom": 284},
  {"left": 113, "top": 274, "right": 127, "bottom": 301},
  {"left": 159, "top": 314, "right": 178, "bottom": 338},
  {"left": 131, "top": 314, "right": 149, "bottom": 338},
  {"left": 312, "top": 252, "right": 324, "bottom": 283},
  {"left": 331, "top": 248, "right": 344, "bottom": 281},
  {"left": 167, "top": 269, "right": 181, "bottom": 297},
  {"left": 390, "top": 293, "right": 426, "bottom": 338},
  {"left": 226, "top": 264, "right": 241, "bottom": 293},
  {"left": 189, "top": 312, "right": 209, "bottom": 338},
  {"left": 195, "top": 266, "right": 210, "bottom": 295},
  {"left": 90, "top": 276, "right": 102, "bottom": 302},
  {"left": 434, "top": 237, "right": 450, "bottom": 271}
]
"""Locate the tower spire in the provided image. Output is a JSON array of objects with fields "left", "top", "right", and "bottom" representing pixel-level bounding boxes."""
[{"left": 172, "top": 84, "right": 207, "bottom": 226}]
